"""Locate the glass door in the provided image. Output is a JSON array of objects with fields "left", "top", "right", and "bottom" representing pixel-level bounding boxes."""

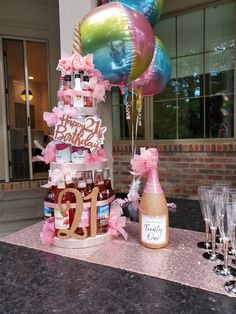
[{"left": 3, "top": 38, "right": 49, "bottom": 181}]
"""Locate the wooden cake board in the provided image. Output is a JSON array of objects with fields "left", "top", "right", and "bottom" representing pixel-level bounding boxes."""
[{"left": 52, "top": 232, "right": 112, "bottom": 249}]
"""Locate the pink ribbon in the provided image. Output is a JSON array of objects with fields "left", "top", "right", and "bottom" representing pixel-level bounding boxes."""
[
  {"left": 57, "top": 89, "right": 92, "bottom": 98},
  {"left": 43, "top": 105, "right": 78, "bottom": 127},
  {"left": 32, "top": 140, "right": 56, "bottom": 164},
  {"left": 85, "top": 149, "right": 106, "bottom": 164},
  {"left": 40, "top": 217, "right": 56, "bottom": 246},
  {"left": 131, "top": 148, "right": 158, "bottom": 176},
  {"left": 108, "top": 202, "right": 128, "bottom": 240}
]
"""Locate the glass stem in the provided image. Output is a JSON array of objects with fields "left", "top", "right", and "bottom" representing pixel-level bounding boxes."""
[
  {"left": 204, "top": 219, "right": 210, "bottom": 243},
  {"left": 211, "top": 227, "right": 216, "bottom": 256},
  {"left": 223, "top": 239, "right": 229, "bottom": 270}
]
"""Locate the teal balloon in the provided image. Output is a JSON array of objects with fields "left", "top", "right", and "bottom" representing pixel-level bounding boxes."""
[
  {"left": 80, "top": 2, "right": 154, "bottom": 84},
  {"left": 109, "top": 0, "right": 164, "bottom": 26}
]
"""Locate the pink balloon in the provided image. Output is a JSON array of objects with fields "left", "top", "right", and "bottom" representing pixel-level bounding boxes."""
[{"left": 129, "top": 36, "right": 171, "bottom": 96}]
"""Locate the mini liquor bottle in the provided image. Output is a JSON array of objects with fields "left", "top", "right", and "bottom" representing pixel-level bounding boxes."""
[
  {"left": 83, "top": 75, "right": 93, "bottom": 107},
  {"left": 73, "top": 73, "right": 84, "bottom": 108},
  {"left": 71, "top": 146, "right": 89, "bottom": 164},
  {"left": 97, "top": 191, "right": 109, "bottom": 235},
  {"left": 54, "top": 179, "right": 74, "bottom": 232},
  {"left": 94, "top": 169, "right": 105, "bottom": 192},
  {"left": 63, "top": 75, "right": 72, "bottom": 106},
  {"left": 85, "top": 171, "right": 94, "bottom": 193},
  {"left": 57, "top": 76, "right": 64, "bottom": 108},
  {"left": 55, "top": 140, "right": 71, "bottom": 163}
]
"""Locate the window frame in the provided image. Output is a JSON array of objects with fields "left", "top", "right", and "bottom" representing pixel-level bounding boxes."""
[{"left": 112, "top": 0, "right": 236, "bottom": 144}]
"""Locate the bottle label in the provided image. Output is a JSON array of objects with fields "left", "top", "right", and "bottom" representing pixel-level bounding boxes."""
[
  {"left": 54, "top": 207, "right": 70, "bottom": 229},
  {"left": 43, "top": 206, "right": 52, "bottom": 218},
  {"left": 73, "top": 95, "right": 84, "bottom": 108},
  {"left": 97, "top": 204, "right": 109, "bottom": 219},
  {"left": 78, "top": 209, "right": 90, "bottom": 227},
  {"left": 71, "top": 147, "right": 89, "bottom": 163},
  {"left": 141, "top": 214, "right": 166, "bottom": 245},
  {"left": 55, "top": 141, "right": 71, "bottom": 163}
]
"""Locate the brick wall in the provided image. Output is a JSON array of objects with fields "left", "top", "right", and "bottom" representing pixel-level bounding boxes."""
[
  {"left": 0, "top": 180, "right": 47, "bottom": 191},
  {"left": 113, "top": 143, "right": 236, "bottom": 200}
]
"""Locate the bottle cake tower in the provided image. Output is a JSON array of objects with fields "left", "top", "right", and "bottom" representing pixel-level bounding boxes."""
[{"left": 38, "top": 53, "right": 115, "bottom": 248}]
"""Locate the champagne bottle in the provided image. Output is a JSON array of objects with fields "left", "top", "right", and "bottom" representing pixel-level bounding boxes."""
[{"left": 139, "top": 148, "right": 169, "bottom": 249}]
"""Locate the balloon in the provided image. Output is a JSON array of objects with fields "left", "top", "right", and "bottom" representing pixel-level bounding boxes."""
[
  {"left": 110, "top": 0, "right": 164, "bottom": 27},
  {"left": 130, "top": 36, "right": 171, "bottom": 97},
  {"left": 80, "top": 2, "right": 154, "bottom": 85}
]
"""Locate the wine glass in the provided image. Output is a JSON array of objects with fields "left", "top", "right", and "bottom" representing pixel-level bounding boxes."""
[
  {"left": 202, "top": 188, "right": 224, "bottom": 261},
  {"left": 213, "top": 196, "right": 236, "bottom": 277},
  {"left": 197, "top": 186, "right": 212, "bottom": 249},
  {"left": 224, "top": 201, "right": 236, "bottom": 293}
]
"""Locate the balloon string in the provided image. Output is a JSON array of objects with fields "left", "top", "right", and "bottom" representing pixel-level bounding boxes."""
[
  {"left": 131, "top": 84, "right": 135, "bottom": 158},
  {"left": 135, "top": 108, "right": 139, "bottom": 155}
]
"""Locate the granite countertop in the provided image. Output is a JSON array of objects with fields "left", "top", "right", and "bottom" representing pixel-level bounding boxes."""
[{"left": 0, "top": 198, "right": 236, "bottom": 313}]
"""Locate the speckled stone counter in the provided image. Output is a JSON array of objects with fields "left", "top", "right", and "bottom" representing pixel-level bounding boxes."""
[{"left": 0, "top": 199, "right": 236, "bottom": 313}]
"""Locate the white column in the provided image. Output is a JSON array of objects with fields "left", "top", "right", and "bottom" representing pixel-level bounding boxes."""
[
  {"left": 58, "top": 0, "right": 113, "bottom": 183},
  {"left": 58, "top": 0, "right": 97, "bottom": 55}
]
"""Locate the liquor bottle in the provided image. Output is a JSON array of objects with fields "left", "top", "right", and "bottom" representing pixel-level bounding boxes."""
[
  {"left": 71, "top": 146, "right": 89, "bottom": 164},
  {"left": 94, "top": 169, "right": 105, "bottom": 192},
  {"left": 57, "top": 76, "right": 64, "bottom": 108},
  {"left": 77, "top": 179, "right": 88, "bottom": 198},
  {"left": 43, "top": 184, "right": 56, "bottom": 219},
  {"left": 76, "top": 177, "right": 90, "bottom": 236},
  {"left": 103, "top": 167, "right": 114, "bottom": 198},
  {"left": 54, "top": 178, "right": 74, "bottom": 232},
  {"left": 55, "top": 140, "right": 71, "bottom": 163},
  {"left": 139, "top": 148, "right": 169, "bottom": 249},
  {"left": 85, "top": 171, "right": 94, "bottom": 193},
  {"left": 97, "top": 191, "right": 109, "bottom": 235},
  {"left": 83, "top": 75, "right": 93, "bottom": 107},
  {"left": 73, "top": 73, "right": 84, "bottom": 108},
  {"left": 63, "top": 75, "right": 72, "bottom": 106}
]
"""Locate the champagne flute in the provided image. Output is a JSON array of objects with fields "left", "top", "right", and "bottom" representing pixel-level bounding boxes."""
[
  {"left": 225, "top": 201, "right": 236, "bottom": 293},
  {"left": 227, "top": 189, "right": 236, "bottom": 256},
  {"left": 197, "top": 186, "right": 212, "bottom": 249},
  {"left": 213, "top": 197, "right": 236, "bottom": 277},
  {"left": 203, "top": 188, "right": 224, "bottom": 261},
  {"left": 213, "top": 183, "right": 230, "bottom": 244}
]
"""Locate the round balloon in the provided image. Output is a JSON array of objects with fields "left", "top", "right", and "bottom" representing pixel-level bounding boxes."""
[
  {"left": 130, "top": 36, "right": 171, "bottom": 96},
  {"left": 80, "top": 2, "right": 154, "bottom": 85},
  {"left": 110, "top": 0, "right": 164, "bottom": 27}
]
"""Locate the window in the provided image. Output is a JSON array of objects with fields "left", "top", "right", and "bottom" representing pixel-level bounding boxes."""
[
  {"left": 154, "top": 2, "right": 234, "bottom": 139},
  {"left": 112, "top": 87, "right": 145, "bottom": 141}
]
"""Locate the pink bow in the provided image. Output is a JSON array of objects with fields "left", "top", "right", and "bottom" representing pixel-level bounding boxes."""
[
  {"left": 85, "top": 149, "right": 106, "bottom": 164},
  {"left": 131, "top": 148, "right": 158, "bottom": 176},
  {"left": 108, "top": 202, "right": 128, "bottom": 240},
  {"left": 32, "top": 140, "right": 56, "bottom": 164},
  {"left": 82, "top": 76, "right": 109, "bottom": 102},
  {"left": 43, "top": 106, "right": 78, "bottom": 127},
  {"left": 40, "top": 217, "right": 56, "bottom": 246},
  {"left": 92, "top": 83, "right": 106, "bottom": 101}
]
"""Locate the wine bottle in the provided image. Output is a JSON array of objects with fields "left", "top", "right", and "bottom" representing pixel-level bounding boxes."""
[{"left": 139, "top": 148, "right": 169, "bottom": 249}]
